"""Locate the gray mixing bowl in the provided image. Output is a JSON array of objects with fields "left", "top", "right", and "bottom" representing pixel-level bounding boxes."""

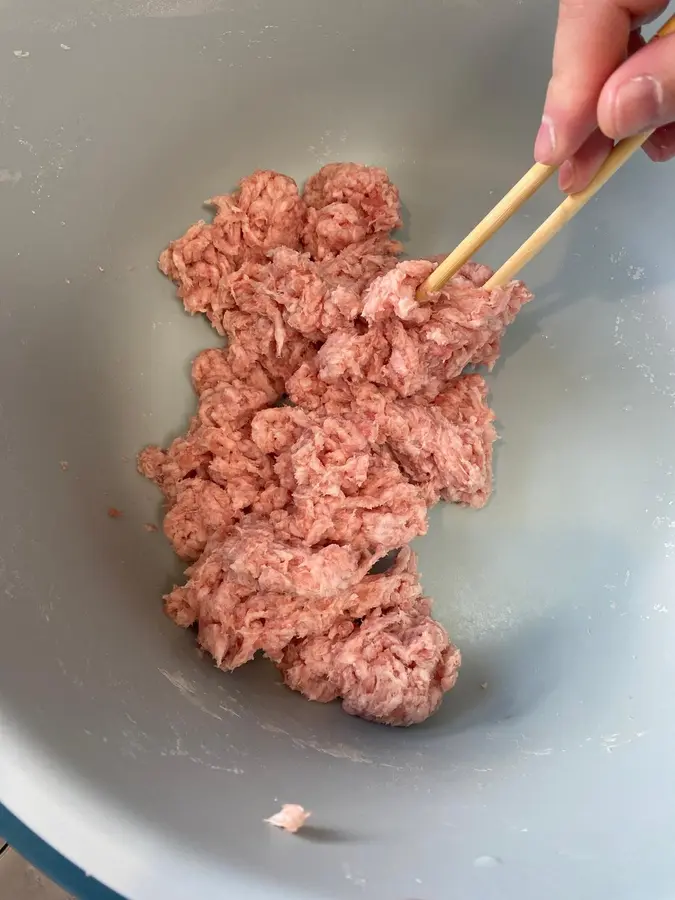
[{"left": 2, "top": 1, "right": 675, "bottom": 898}]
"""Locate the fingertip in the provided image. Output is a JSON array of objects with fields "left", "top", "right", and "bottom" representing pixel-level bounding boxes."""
[{"left": 534, "top": 107, "right": 595, "bottom": 167}]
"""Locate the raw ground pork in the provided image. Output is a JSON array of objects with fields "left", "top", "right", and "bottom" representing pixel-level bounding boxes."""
[
  {"left": 141, "top": 163, "right": 533, "bottom": 726},
  {"left": 265, "top": 805, "right": 311, "bottom": 833}
]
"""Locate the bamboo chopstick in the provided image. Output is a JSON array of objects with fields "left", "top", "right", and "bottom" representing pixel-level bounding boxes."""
[
  {"left": 483, "top": 130, "right": 649, "bottom": 288},
  {"left": 419, "top": 11, "right": 675, "bottom": 297},
  {"left": 418, "top": 162, "right": 556, "bottom": 296}
]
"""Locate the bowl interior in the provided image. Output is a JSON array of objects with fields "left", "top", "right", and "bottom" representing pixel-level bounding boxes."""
[{"left": 1, "top": 2, "right": 675, "bottom": 899}]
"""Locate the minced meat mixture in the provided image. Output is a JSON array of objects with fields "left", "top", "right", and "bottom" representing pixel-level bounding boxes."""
[{"left": 139, "top": 163, "right": 533, "bottom": 726}]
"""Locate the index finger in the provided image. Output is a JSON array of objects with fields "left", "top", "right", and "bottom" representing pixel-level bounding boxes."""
[{"left": 534, "top": 0, "right": 665, "bottom": 165}]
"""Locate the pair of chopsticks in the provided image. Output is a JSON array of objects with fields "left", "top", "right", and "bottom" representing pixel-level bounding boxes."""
[{"left": 418, "top": 12, "right": 675, "bottom": 298}]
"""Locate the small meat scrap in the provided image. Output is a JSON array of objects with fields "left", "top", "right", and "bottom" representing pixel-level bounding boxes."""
[
  {"left": 143, "top": 523, "right": 158, "bottom": 533},
  {"left": 265, "top": 804, "right": 311, "bottom": 833},
  {"left": 141, "top": 161, "right": 535, "bottom": 726},
  {"left": 59, "top": 460, "right": 69, "bottom": 471},
  {"left": 107, "top": 507, "right": 123, "bottom": 519}
]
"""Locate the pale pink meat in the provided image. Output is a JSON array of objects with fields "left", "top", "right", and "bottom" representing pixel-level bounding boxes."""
[
  {"left": 303, "top": 202, "right": 369, "bottom": 260},
  {"left": 187, "top": 518, "right": 372, "bottom": 601},
  {"left": 272, "top": 447, "right": 429, "bottom": 551},
  {"left": 159, "top": 171, "right": 305, "bottom": 333},
  {"left": 386, "top": 387, "right": 496, "bottom": 508},
  {"left": 219, "top": 309, "right": 314, "bottom": 383},
  {"left": 318, "top": 260, "right": 533, "bottom": 397},
  {"left": 222, "top": 170, "right": 306, "bottom": 256},
  {"left": 191, "top": 348, "right": 237, "bottom": 395},
  {"left": 139, "top": 421, "right": 272, "bottom": 503},
  {"left": 229, "top": 248, "right": 362, "bottom": 341},
  {"left": 279, "top": 609, "right": 461, "bottom": 726},
  {"left": 278, "top": 551, "right": 461, "bottom": 726},
  {"left": 249, "top": 404, "right": 428, "bottom": 551},
  {"left": 168, "top": 541, "right": 425, "bottom": 675},
  {"left": 361, "top": 259, "right": 436, "bottom": 324},
  {"left": 286, "top": 363, "right": 396, "bottom": 442},
  {"left": 138, "top": 418, "right": 274, "bottom": 559},
  {"left": 158, "top": 220, "right": 236, "bottom": 327},
  {"left": 142, "top": 161, "right": 534, "bottom": 726},
  {"left": 284, "top": 363, "right": 497, "bottom": 508},
  {"left": 265, "top": 805, "right": 311, "bottom": 833},
  {"left": 303, "top": 163, "right": 402, "bottom": 257},
  {"left": 319, "top": 235, "right": 402, "bottom": 294},
  {"left": 164, "top": 519, "right": 378, "bottom": 668},
  {"left": 277, "top": 548, "right": 426, "bottom": 689},
  {"left": 195, "top": 383, "right": 272, "bottom": 430},
  {"left": 163, "top": 480, "right": 235, "bottom": 561},
  {"left": 250, "top": 406, "right": 312, "bottom": 455},
  {"left": 191, "top": 347, "right": 284, "bottom": 400},
  {"left": 433, "top": 375, "right": 497, "bottom": 506}
]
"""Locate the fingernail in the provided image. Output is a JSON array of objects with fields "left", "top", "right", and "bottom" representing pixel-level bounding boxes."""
[
  {"left": 534, "top": 115, "right": 557, "bottom": 163},
  {"left": 643, "top": 139, "right": 663, "bottom": 161},
  {"left": 611, "top": 75, "right": 663, "bottom": 138},
  {"left": 558, "top": 160, "right": 574, "bottom": 192},
  {"left": 644, "top": 134, "right": 666, "bottom": 161}
]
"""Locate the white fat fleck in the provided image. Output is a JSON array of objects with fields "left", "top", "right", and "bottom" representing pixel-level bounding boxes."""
[
  {"left": 159, "top": 668, "right": 196, "bottom": 694},
  {"left": 342, "top": 863, "right": 366, "bottom": 887},
  {"left": 291, "top": 736, "right": 373, "bottom": 765},
  {"left": 627, "top": 265, "right": 645, "bottom": 281},
  {"left": 159, "top": 667, "right": 241, "bottom": 720}
]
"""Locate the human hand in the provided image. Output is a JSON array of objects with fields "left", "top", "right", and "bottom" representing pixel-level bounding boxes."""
[{"left": 534, "top": 0, "right": 675, "bottom": 193}]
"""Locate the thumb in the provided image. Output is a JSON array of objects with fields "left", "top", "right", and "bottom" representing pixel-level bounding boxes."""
[{"left": 598, "top": 31, "right": 675, "bottom": 139}]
